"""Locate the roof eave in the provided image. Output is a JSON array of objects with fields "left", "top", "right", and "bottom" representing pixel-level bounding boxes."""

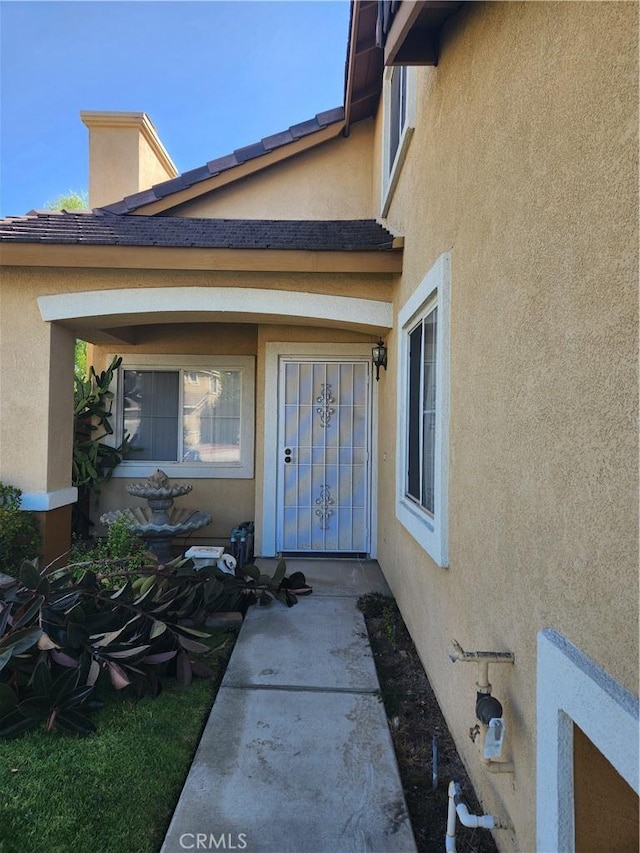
[{"left": 0, "top": 242, "right": 403, "bottom": 275}]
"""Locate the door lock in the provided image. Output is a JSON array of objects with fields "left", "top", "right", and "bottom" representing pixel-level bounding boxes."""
[{"left": 284, "top": 447, "right": 292, "bottom": 463}]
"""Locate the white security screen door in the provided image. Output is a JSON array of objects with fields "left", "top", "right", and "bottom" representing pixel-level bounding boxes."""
[{"left": 277, "top": 360, "right": 371, "bottom": 553}]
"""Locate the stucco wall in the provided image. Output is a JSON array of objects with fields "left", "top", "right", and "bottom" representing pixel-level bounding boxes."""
[
  {"left": 374, "top": 2, "right": 638, "bottom": 850},
  {"left": 168, "top": 120, "right": 375, "bottom": 220},
  {"left": 90, "top": 324, "right": 258, "bottom": 542},
  {"left": 0, "top": 256, "right": 391, "bottom": 563},
  {"left": 83, "top": 114, "right": 177, "bottom": 209},
  {"left": 0, "top": 269, "right": 75, "bottom": 494},
  {"left": 90, "top": 322, "right": 376, "bottom": 547}
]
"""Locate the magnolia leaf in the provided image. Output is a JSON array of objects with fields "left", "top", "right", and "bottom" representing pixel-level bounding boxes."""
[
  {"left": 49, "top": 668, "right": 82, "bottom": 706},
  {"left": 56, "top": 709, "right": 96, "bottom": 736},
  {"left": 36, "top": 576, "right": 50, "bottom": 596},
  {"left": 0, "top": 683, "right": 18, "bottom": 714},
  {"left": 30, "top": 659, "right": 52, "bottom": 697},
  {"left": 0, "top": 648, "right": 14, "bottom": 672},
  {"left": 110, "top": 581, "right": 132, "bottom": 601},
  {"left": 104, "top": 645, "right": 150, "bottom": 660},
  {"left": 142, "top": 650, "right": 177, "bottom": 665},
  {"left": 13, "top": 596, "right": 43, "bottom": 630},
  {"left": 60, "top": 685, "right": 95, "bottom": 710},
  {"left": 133, "top": 584, "right": 157, "bottom": 607},
  {"left": 17, "top": 697, "right": 51, "bottom": 720},
  {"left": 140, "top": 575, "right": 156, "bottom": 595},
  {"left": 174, "top": 624, "right": 210, "bottom": 639},
  {"left": 242, "top": 564, "right": 261, "bottom": 582},
  {"left": 272, "top": 559, "right": 287, "bottom": 588},
  {"left": 0, "top": 604, "right": 11, "bottom": 637},
  {"left": 107, "top": 661, "right": 130, "bottom": 690},
  {"left": 0, "top": 710, "right": 38, "bottom": 739},
  {"left": 67, "top": 622, "right": 88, "bottom": 648},
  {"left": 37, "top": 632, "right": 59, "bottom": 651},
  {"left": 176, "top": 651, "right": 192, "bottom": 687},
  {"left": 91, "top": 614, "right": 142, "bottom": 647},
  {"left": 51, "top": 650, "right": 80, "bottom": 668},
  {"left": 177, "top": 635, "right": 210, "bottom": 654},
  {"left": 149, "top": 619, "right": 167, "bottom": 640},
  {"left": 0, "top": 627, "right": 42, "bottom": 656},
  {"left": 190, "top": 660, "right": 214, "bottom": 679},
  {"left": 19, "top": 562, "right": 42, "bottom": 591},
  {"left": 87, "top": 659, "right": 101, "bottom": 687},
  {"left": 78, "top": 570, "right": 99, "bottom": 590}
]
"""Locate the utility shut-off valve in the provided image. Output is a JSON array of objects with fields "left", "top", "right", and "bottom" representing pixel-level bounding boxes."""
[{"left": 449, "top": 640, "right": 515, "bottom": 772}]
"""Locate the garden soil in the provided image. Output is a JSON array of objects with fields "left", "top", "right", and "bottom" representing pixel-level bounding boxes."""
[{"left": 359, "top": 595, "right": 500, "bottom": 853}]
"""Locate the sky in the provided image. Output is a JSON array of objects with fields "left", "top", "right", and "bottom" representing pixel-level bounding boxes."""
[{"left": 0, "top": 0, "right": 351, "bottom": 217}]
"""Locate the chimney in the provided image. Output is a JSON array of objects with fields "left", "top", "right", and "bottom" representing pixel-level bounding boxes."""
[{"left": 80, "top": 111, "right": 178, "bottom": 209}]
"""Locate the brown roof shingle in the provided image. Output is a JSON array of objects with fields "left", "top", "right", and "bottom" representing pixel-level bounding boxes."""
[{"left": 0, "top": 211, "right": 396, "bottom": 252}]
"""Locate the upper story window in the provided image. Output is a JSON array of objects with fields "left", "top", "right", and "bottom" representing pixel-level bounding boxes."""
[
  {"left": 382, "top": 65, "right": 416, "bottom": 216},
  {"left": 396, "top": 252, "right": 450, "bottom": 566},
  {"left": 112, "top": 355, "right": 255, "bottom": 479}
]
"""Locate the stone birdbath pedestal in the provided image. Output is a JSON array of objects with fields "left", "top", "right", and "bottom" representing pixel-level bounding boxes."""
[{"left": 100, "top": 469, "right": 212, "bottom": 563}]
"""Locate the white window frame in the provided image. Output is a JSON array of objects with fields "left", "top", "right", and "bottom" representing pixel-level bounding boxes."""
[
  {"left": 381, "top": 64, "right": 416, "bottom": 217},
  {"left": 396, "top": 252, "right": 450, "bottom": 566},
  {"left": 110, "top": 354, "right": 255, "bottom": 479}
]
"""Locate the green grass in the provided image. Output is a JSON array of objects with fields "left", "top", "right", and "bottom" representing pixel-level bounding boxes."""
[{"left": 0, "top": 630, "right": 236, "bottom": 853}]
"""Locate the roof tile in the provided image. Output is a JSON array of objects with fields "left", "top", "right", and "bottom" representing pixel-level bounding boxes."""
[
  {"left": 122, "top": 188, "right": 158, "bottom": 210},
  {"left": 316, "top": 106, "right": 345, "bottom": 127},
  {"left": 151, "top": 176, "right": 187, "bottom": 199},
  {"left": 205, "top": 152, "right": 239, "bottom": 174},
  {"left": 261, "top": 129, "right": 294, "bottom": 151},
  {"left": 0, "top": 212, "right": 398, "bottom": 253},
  {"left": 99, "top": 108, "right": 345, "bottom": 214},
  {"left": 180, "top": 164, "right": 213, "bottom": 186},
  {"left": 233, "top": 142, "right": 266, "bottom": 164},
  {"left": 289, "top": 118, "right": 322, "bottom": 140}
]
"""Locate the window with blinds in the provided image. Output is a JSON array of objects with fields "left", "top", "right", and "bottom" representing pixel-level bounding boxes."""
[{"left": 113, "top": 355, "right": 255, "bottom": 479}]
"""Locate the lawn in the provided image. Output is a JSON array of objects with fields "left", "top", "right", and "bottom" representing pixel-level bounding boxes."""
[{"left": 0, "top": 629, "right": 236, "bottom": 853}]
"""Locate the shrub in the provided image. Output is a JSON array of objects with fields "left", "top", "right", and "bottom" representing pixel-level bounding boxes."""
[
  {"left": 73, "top": 355, "right": 134, "bottom": 538},
  {"left": 69, "top": 516, "right": 148, "bottom": 584},
  {"left": 0, "top": 483, "right": 41, "bottom": 576}
]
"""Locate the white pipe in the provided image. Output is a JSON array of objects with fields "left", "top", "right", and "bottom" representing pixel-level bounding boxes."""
[
  {"left": 446, "top": 780, "right": 509, "bottom": 851},
  {"left": 456, "top": 800, "right": 497, "bottom": 829},
  {"left": 445, "top": 782, "right": 459, "bottom": 853}
]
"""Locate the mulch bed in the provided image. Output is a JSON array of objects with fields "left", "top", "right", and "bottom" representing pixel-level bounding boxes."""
[{"left": 358, "top": 594, "right": 499, "bottom": 853}]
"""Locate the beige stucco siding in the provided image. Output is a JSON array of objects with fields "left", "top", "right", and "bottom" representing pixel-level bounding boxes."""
[
  {"left": 167, "top": 120, "right": 375, "bottom": 220},
  {"left": 375, "top": 2, "right": 638, "bottom": 850},
  {"left": 0, "top": 261, "right": 389, "bottom": 539},
  {"left": 0, "top": 269, "right": 75, "bottom": 494},
  {"left": 82, "top": 113, "right": 177, "bottom": 209},
  {"left": 91, "top": 322, "right": 375, "bottom": 544}
]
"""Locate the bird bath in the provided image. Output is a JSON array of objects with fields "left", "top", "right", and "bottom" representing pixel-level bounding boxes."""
[{"left": 100, "top": 469, "right": 212, "bottom": 563}]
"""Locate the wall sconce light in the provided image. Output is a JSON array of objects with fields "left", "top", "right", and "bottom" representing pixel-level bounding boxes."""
[{"left": 372, "top": 339, "right": 387, "bottom": 381}]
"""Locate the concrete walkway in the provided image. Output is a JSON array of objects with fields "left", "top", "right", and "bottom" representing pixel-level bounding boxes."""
[{"left": 161, "top": 558, "right": 417, "bottom": 853}]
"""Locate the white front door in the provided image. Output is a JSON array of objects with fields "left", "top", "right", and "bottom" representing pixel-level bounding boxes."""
[{"left": 276, "top": 359, "right": 371, "bottom": 553}]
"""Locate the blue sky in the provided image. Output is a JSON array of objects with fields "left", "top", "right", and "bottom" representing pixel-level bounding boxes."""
[{"left": 0, "top": 0, "right": 351, "bottom": 217}]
